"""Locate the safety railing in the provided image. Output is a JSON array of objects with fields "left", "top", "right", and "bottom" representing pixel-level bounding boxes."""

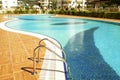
[
  {"left": 32, "top": 38, "right": 73, "bottom": 80},
  {"left": 38, "top": 38, "right": 67, "bottom": 61}
]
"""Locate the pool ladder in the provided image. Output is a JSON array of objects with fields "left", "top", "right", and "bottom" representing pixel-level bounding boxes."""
[{"left": 32, "top": 38, "right": 73, "bottom": 80}]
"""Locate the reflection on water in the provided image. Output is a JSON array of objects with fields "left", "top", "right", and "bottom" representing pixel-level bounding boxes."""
[
  {"left": 51, "top": 22, "right": 87, "bottom": 25},
  {"left": 64, "top": 27, "right": 120, "bottom": 80}
]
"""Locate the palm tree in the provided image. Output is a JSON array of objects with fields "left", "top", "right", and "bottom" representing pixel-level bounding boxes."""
[{"left": 51, "top": 0, "right": 57, "bottom": 9}]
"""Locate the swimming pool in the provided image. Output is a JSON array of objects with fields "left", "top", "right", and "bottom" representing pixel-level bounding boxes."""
[{"left": 6, "top": 15, "right": 120, "bottom": 80}]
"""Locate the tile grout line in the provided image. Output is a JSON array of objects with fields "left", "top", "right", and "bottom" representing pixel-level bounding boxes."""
[
  {"left": 7, "top": 31, "right": 15, "bottom": 80},
  {"left": 17, "top": 34, "right": 30, "bottom": 58}
]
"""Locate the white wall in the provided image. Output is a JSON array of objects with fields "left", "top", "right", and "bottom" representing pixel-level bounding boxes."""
[{"left": 2, "top": 0, "right": 18, "bottom": 9}]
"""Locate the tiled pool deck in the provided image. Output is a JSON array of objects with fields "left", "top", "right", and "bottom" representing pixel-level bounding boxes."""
[
  {"left": 0, "top": 28, "right": 43, "bottom": 80},
  {"left": 0, "top": 14, "right": 120, "bottom": 80},
  {"left": 0, "top": 15, "right": 66, "bottom": 80}
]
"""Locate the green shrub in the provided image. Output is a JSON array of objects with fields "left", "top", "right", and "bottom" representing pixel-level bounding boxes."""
[
  {"left": 6, "top": 10, "right": 13, "bottom": 14},
  {"left": 49, "top": 10, "right": 55, "bottom": 14},
  {"left": 48, "top": 9, "right": 120, "bottom": 19}
]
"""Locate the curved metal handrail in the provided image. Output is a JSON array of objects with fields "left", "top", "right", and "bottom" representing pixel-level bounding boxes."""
[
  {"left": 32, "top": 38, "right": 73, "bottom": 80},
  {"left": 32, "top": 44, "right": 68, "bottom": 75},
  {"left": 38, "top": 38, "right": 67, "bottom": 61}
]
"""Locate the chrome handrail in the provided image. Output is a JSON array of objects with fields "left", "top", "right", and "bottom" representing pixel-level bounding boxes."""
[
  {"left": 32, "top": 44, "right": 68, "bottom": 74},
  {"left": 38, "top": 38, "right": 67, "bottom": 61},
  {"left": 32, "top": 38, "right": 73, "bottom": 80}
]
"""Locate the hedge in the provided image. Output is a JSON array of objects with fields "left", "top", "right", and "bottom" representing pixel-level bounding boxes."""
[{"left": 49, "top": 10, "right": 120, "bottom": 19}]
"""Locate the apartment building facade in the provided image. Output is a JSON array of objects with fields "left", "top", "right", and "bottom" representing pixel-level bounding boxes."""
[
  {"left": 67, "top": 0, "right": 87, "bottom": 8},
  {"left": 2, "top": 0, "right": 18, "bottom": 9},
  {"left": 1, "top": 0, "right": 88, "bottom": 10}
]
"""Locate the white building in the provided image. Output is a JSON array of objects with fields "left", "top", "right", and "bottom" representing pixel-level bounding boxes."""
[
  {"left": 2, "top": 0, "right": 18, "bottom": 9},
  {"left": 39, "top": 0, "right": 87, "bottom": 9},
  {"left": 1, "top": 0, "right": 87, "bottom": 10},
  {"left": 38, "top": 0, "right": 51, "bottom": 9},
  {"left": 68, "top": 0, "right": 87, "bottom": 8}
]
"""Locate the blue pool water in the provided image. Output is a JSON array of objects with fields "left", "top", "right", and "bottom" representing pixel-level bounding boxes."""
[{"left": 6, "top": 15, "right": 120, "bottom": 80}]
